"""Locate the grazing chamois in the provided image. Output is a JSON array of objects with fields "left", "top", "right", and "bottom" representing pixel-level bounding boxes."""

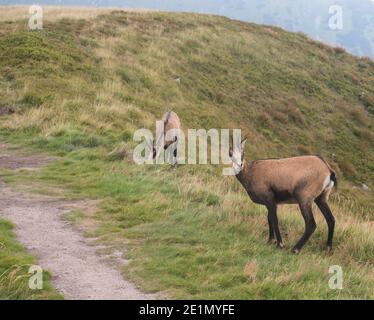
[
  {"left": 230, "top": 138, "right": 337, "bottom": 254},
  {"left": 154, "top": 111, "right": 182, "bottom": 164}
]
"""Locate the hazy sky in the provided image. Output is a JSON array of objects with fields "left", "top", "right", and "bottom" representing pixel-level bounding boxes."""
[{"left": 1, "top": 0, "right": 374, "bottom": 58}]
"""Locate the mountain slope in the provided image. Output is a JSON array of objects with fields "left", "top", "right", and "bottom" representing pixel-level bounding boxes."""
[
  {"left": 0, "top": 8, "right": 373, "bottom": 299},
  {"left": 1, "top": 9, "right": 373, "bottom": 186},
  {"left": 2, "top": 0, "right": 374, "bottom": 58}
]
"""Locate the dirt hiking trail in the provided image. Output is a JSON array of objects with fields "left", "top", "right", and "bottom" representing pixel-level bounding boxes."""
[{"left": 0, "top": 143, "right": 154, "bottom": 300}]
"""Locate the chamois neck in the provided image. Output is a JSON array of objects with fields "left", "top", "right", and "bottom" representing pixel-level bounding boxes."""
[{"left": 236, "top": 160, "right": 249, "bottom": 185}]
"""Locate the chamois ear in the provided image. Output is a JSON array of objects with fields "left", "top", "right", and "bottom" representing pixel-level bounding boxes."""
[{"left": 241, "top": 137, "right": 248, "bottom": 155}]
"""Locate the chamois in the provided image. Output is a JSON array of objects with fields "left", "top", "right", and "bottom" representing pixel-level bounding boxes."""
[
  {"left": 230, "top": 139, "right": 337, "bottom": 254},
  {"left": 154, "top": 111, "right": 181, "bottom": 164}
]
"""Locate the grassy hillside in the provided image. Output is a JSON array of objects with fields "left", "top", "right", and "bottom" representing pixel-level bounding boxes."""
[
  {"left": 1, "top": 9, "right": 373, "bottom": 188},
  {"left": 0, "top": 7, "right": 373, "bottom": 299}
]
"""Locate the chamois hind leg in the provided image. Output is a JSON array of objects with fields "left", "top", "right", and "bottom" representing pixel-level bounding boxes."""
[
  {"left": 173, "top": 147, "right": 178, "bottom": 166},
  {"left": 266, "top": 203, "right": 284, "bottom": 248},
  {"left": 292, "top": 198, "right": 316, "bottom": 254},
  {"left": 315, "top": 195, "right": 335, "bottom": 253}
]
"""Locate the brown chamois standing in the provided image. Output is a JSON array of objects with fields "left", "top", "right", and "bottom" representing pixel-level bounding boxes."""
[
  {"left": 154, "top": 111, "right": 182, "bottom": 164},
  {"left": 230, "top": 138, "right": 337, "bottom": 254}
]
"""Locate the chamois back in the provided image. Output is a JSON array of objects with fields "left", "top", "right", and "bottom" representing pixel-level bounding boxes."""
[{"left": 162, "top": 111, "right": 181, "bottom": 147}]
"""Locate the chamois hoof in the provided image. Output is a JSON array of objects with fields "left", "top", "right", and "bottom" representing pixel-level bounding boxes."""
[
  {"left": 277, "top": 242, "right": 285, "bottom": 249},
  {"left": 267, "top": 238, "right": 276, "bottom": 245},
  {"left": 291, "top": 248, "right": 300, "bottom": 254},
  {"left": 326, "top": 246, "right": 333, "bottom": 255}
]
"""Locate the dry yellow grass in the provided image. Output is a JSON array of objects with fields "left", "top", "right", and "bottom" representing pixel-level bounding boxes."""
[
  {"left": 243, "top": 260, "right": 258, "bottom": 282},
  {"left": 0, "top": 5, "right": 155, "bottom": 22}
]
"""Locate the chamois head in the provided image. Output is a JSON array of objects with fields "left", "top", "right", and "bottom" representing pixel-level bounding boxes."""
[{"left": 229, "top": 137, "right": 247, "bottom": 174}]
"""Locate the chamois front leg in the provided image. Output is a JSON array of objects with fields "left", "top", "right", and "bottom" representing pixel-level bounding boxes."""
[
  {"left": 266, "top": 203, "right": 284, "bottom": 248},
  {"left": 267, "top": 210, "right": 275, "bottom": 244},
  {"left": 292, "top": 198, "right": 316, "bottom": 254}
]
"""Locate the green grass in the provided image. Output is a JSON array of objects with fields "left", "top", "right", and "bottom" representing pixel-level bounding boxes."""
[
  {"left": 0, "top": 8, "right": 373, "bottom": 299},
  {"left": 0, "top": 219, "right": 62, "bottom": 299}
]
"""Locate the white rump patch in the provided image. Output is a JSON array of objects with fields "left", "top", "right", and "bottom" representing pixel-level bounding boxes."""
[
  {"left": 322, "top": 175, "right": 334, "bottom": 200},
  {"left": 323, "top": 175, "right": 334, "bottom": 191}
]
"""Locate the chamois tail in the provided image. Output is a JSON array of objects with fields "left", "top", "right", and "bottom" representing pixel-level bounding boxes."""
[
  {"left": 330, "top": 171, "right": 338, "bottom": 190},
  {"left": 316, "top": 155, "right": 337, "bottom": 190}
]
